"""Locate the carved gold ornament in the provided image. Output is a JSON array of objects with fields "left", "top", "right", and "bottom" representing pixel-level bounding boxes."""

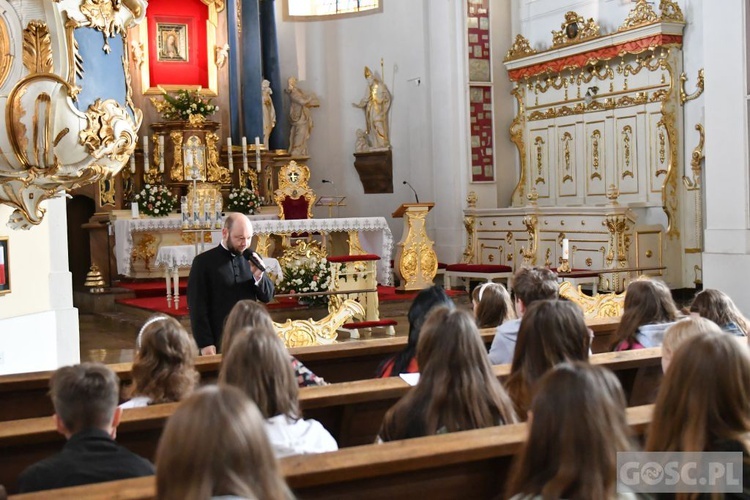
[
  {"left": 170, "top": 131, "right": 184, "bottom": 181},
  {"left": 534, "top": 136, "right": 545, "bottom": 185},
  {"left": 621, "top": 125, "right": 633, "bottom": 179},
  {"left": 273, "top": 161, "right": 316, "bottom": 219},
  {"left": 619, "top": 0, "right": 658, "bottom": 32},
  {"left": 590, "top": 130, "right": 602, "bottom": 181},
  {"left": 23, "top": 21, "right": 54, "bottom": 74},
  {"left": 552, "top": 12, "right": 600, "bottom": 47},
  {"left": 559, "top": 281, "right": 625, "bottom": 318},
  {"left": 683, "top": 124, "right": 704, "bottom": 192},
  {"left": 505, "top": 34, "right": 536, "bottom": 61},
  {"left": 659, "top": 0, "right": 685, "bottom": 23},
  {"left": 679, "top": 68, "right": 704, "bottom": 105},
  {"left": 461, "top": 214, "right": 477, "bottom": 264},
  {"left": 205, "top": 131, "right": 231, "bottom": 183},
  {"left": 509, "top": 87, "right": 528, "bottom": 206},
  {"left": 273, "top": 299, "right": 364, "bottom": 348},
  {"left": 519, "top": 214, "right": 538, "bottom": 265},
  {"left": 561, "top": 131, "right": 573, "bottom": 183},
  {"left": 80, "top": 99, "right": 138, "bottom": 163}
]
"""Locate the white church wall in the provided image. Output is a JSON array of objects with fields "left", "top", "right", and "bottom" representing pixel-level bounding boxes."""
[
  {"left": 0, "top": 197, "right": 79, "bottom": 375},
  {"left": 275, "top": 0, "right": 473, "bottom": 263},
  {"left": 702, "top": 0, "right": 750, "bottom": 314}
]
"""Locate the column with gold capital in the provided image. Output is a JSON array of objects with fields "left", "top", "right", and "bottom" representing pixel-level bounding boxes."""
[{"left": 392, "top": 203, "right": 438, "bottom": 291}]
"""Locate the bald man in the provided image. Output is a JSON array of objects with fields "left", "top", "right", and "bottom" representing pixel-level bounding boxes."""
[{"left": 187, "top": 213, "right": 274, "bottom": 355}]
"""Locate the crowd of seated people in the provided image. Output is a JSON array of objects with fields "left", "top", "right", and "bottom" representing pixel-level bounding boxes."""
[{"left": 11, "top": 269, "right": 750, "bottom": 498}]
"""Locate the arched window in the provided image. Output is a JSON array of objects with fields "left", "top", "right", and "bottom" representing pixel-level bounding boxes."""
[{"left": 285, "top": 0, "right": 380, "bottom": 20}]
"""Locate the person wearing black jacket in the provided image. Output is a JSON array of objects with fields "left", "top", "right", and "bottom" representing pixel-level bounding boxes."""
[
  {"left": 188, "top": 212, "right": 274, "bottom": 355},
  {"left": 17, "top": 363, "right": 154, "bottom": 493}
]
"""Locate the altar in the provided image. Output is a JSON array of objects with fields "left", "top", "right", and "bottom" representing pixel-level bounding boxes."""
[{"left": 113, "top": 213, "right": 394, "bottom": 285}]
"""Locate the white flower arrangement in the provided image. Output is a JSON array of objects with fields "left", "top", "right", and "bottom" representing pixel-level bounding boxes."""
[
  {"left": 134, "top": 184, "right": 177, "bottom": 217},
  {"left": 225, "top": 187, "right": 262, "bottom": 215},
  {"left": 277, "top": 254, "right": 339, "bottom": 306}
]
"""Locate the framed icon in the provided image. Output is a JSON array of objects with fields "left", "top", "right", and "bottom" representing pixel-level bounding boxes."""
[
  {"left": 156, "top": 23, "right": 189, "bottom": 62},
  {"left": 0, "top": 237, "right": 9, "bottom": 296}
]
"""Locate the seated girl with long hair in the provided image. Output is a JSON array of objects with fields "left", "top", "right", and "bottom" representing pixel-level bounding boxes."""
[
  {"left": 472, "top": 282, "right": 515, "bottom": 329},
  {"left": 121, "top": 315, "right": 198, "bottom": 408},
  {"left": 378, "top": 307, "right": 517, "bottom": 441},
  {"left": 377, "top": 286, "right": 454, "bottom": 377},
  {"left": 156, "top": 385, "right": 291, "bottom": 500},
  {"left": 611, "top": 279, "right": 679, "bottom": 351},
  {"left": 220, "top": 325, "right": 338, "bottom": 458},
  {"left": 506, "top": 362, "right": 636, "bottom": 499},
  {"left": 690, "top": 288, "right": 749, "bottom": 337},
  {"left": 661, "top": 316, "right": 723, "bottom": 373},
  {"left": 505, "top": 300, "right": 591, "bottom": 416},
  {"left": 646, "top": 333, "right": 750, "bottom": 497},
  {"left": 222, "top": 299, "right": 325, "bottom": 386}
]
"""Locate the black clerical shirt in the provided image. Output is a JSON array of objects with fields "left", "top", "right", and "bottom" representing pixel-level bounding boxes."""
[{"left": 187, "top": 244, "right": 275, "bottom": 350}]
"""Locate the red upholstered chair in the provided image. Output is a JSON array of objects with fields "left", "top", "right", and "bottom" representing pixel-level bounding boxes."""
[{"left": 443, "top": 263, "right": 513, "bottom": 292}]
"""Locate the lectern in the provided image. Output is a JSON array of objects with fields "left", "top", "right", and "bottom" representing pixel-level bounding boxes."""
[{"left": 392, "top": 203, "right": 438, "bottom": 291}]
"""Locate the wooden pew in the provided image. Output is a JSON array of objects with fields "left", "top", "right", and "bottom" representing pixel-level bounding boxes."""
[
  {"left": 0, "top": 318, "right": 621, "bottom": 423},
  {"left": 9, "top": 405, "right": 654, "bottom": 500},
  {"left": 0, "top": 347, "right": 659, "bottom": 493}
]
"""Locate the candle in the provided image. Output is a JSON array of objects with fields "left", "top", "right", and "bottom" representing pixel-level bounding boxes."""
[
  {"left": 241, "top": 137, "right": 248, "bottom": 173},
  {"left": 143, "top": 136, "right": 149, "bottom": 172},
  {"left": 227, "top": 137, "right": 234, "bottom": 173},
  {"left": 158, "top": 135, "right": 165, "bottom": 173},
  {"left": 131, "top": 201, "right": 139, "bottom": 219},
  {"left": 255, "top": 136, "right": 261, "bottom": 172},
  {"left": 562, "top": 238, "right": 570, "bottom": 260},
  {"left": 129, "top": 152, "right": 136, "bottom": 174}
]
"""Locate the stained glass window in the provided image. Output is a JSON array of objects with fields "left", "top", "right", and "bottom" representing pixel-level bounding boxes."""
[{"left": 287, "top": 0, "right": 380, "bottom": 18}]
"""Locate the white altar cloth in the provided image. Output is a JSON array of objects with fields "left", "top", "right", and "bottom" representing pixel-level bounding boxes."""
[{"left": 115, "top": 215, "right": 394, "bottom": 285}]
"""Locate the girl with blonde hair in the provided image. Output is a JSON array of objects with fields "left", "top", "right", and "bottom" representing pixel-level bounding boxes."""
[
  {"left": 661, "top": 316, "right": 723, "bottom": 373},
  {"left": 155, "top": 385, "right": 290, "bottom": 500},
  {"left": 220, "top": 325, "right": 338, "bottom": 458},
  {"left": 121, "top": 315, "right": 198, "bottom": 408},
  {"left": 647, "top": 333, "right": 750, "bottom": 498},
  {"left": 611, "top": 279, "right": 679, "bottom": 351},
  {"left": 472, "top": 282, "right": 515, "bottom": 329},
  {"left": 690, "top": 288, "right": 749, "bottom": 337},
  {"left": 222, "top": 299, "right": 325, "bottom": 386},
  {"left": 505, "top": 300, "right": 591, "bottom": 417},
  {"left": 378, "top": 307, "right": 517, "bottom": 441},
  {"left": 506, "top": 362, "right": 636, "bottom": 499}
]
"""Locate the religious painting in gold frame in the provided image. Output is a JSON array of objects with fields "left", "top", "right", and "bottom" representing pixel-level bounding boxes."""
[
  {"left": 156, "top": 23, "right": 189, "bottom": 62},
  {"left": 0, "top": 237, "right": 9, "bottom": 296},
  {"left": 138, "top": 0, "right": 224, "bottom": 96}
]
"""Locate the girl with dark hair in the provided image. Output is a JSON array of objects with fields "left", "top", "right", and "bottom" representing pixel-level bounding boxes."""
[
  {"left": 611, "top": 279, "right": 679, "bottom": 351},
  {"left": 472, "top": 282, "right": 515, "bottom": 329},
  {"left": 506, "top": 362, "right": 636, "bottom": 499},
  {"left": 121, "top": 315, "right": 198, "bottom": 408},
  {"left": 505, "top": 300, "right": 590, "bottom": 416},
  {"left": 690, "top": 288, "right": 749, "bottom": 337},
  {"left": 376, "top": 286, "right": 454, "bottom": 377},
  {"left": 220, "top": 326, "right": 338, "bottom": 458},
  {"left": 378, "top": 308, "right": 516, "bottom": 441},
  {"left": 647, "top": 333, "right": 750, "bottom": 499}
]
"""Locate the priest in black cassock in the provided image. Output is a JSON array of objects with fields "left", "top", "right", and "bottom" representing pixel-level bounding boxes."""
[{"left": 187, "top": 212, "right": 274, "bottom": 355}]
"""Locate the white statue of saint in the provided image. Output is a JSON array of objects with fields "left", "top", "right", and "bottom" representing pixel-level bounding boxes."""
[
  {"left": 353, "top": 66, "right": 392, "bottom": 152},
  {"left": 286, "top": 77, "right": 319, "bottom": 157},
  {"left": 261, "top": 79, "right": 276, "bottom": 148}
]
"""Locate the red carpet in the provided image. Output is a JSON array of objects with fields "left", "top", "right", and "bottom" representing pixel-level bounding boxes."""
[{"left": 115, "top": 281, "right": 465, "bottom": 318}]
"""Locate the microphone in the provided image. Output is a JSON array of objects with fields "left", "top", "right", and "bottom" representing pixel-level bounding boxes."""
[
  {"left": 242, "top": 248, "right": 266, "bottom": 272},
  {"left": 403, "top": 181, "right": 420, "bottom": 203}
]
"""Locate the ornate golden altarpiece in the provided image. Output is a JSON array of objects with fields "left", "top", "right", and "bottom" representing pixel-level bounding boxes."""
[{"left": 462, "top": 2, "right": 703, "bottom": 291}]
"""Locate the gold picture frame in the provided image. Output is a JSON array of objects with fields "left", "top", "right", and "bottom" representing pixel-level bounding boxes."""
[
  {"left": 156, "top": 23, "right": 189, "bottom": 62},
  {"left": 139, "top": 0, "right": 223, "bottom": 96},
  {"left": 0, "top": 237, "right": 9, "bottom": 296}
]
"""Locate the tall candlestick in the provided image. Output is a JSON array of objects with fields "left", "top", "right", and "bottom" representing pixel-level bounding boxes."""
[
  {"left": 143, "top": 136, "right": 149, "bottom": 172},
  {"left": 562, "top": 238, "right": 569, "bottom": 260},
  {"left": 255, "top": 136, "right": 261, "bottom": 173},
  {"left": 241, "top": 136, "right": 248, "bottom": 173},
  {"left": 158, "top": 135, "right": 165, "bottom": 173},
  {"left": 227, "top": 137, "right": 234, "bottom": 173},
  {"left": 129, "top": 152, "right": 136, "bottom": 174}
]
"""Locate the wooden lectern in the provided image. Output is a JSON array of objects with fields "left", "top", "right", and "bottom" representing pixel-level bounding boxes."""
[{"left": 392, "top": 203, "right": 438, "bottom": 291}]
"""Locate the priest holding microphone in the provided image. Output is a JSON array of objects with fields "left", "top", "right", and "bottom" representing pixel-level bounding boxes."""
[{"left": 187, "top": 212, "right": 274, "bottom": 355}]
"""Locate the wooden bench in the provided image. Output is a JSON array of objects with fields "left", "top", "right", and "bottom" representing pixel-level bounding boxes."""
[
  {"left": 8, "top": 405, "right": 654, "bottom": 499},
  {"left": 0, "top": 319, "right": 620, "bottom": 423},
  {"left": 0, "top": 347, "right": 659, "bottom": 493}
]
